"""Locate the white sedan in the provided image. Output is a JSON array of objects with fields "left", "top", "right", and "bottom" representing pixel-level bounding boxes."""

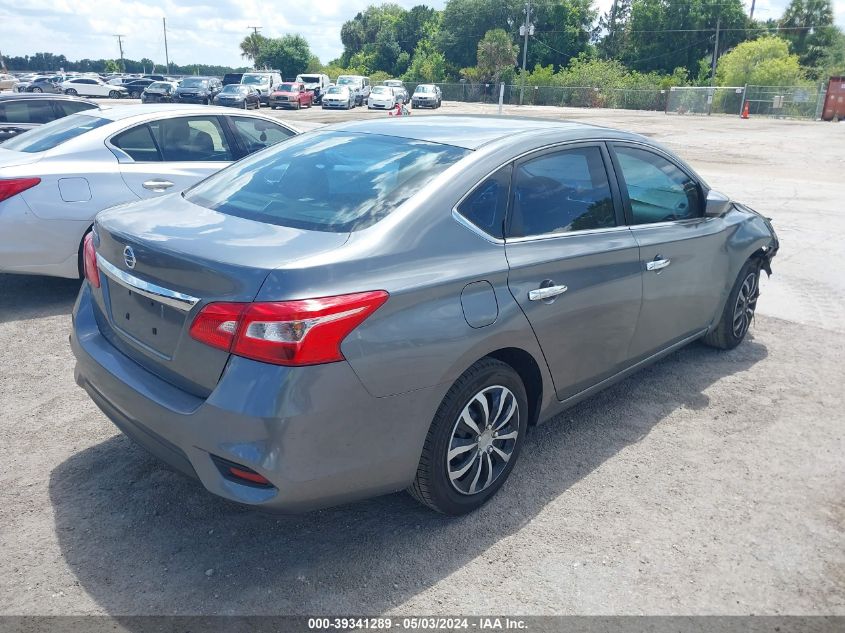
[
  {"left": 367, "top": 86, "right": 397, "bottom": 110},
  {"left": 0, "top": 104, "right": 300, "bottom": 278},
  {"left": 62, "top": 77, "right": 128, "bottom": 99}
]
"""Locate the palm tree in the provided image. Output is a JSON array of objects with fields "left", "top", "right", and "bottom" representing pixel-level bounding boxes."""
[{"left": 240, "top": 33, "right": 266, "bottom": 65}]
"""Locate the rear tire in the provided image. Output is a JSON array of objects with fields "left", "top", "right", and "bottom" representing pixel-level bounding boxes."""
[
  {"left": 32, "top": 87, "right": 43, "bottom": 93},
  {"left": 108, "top": 90, "right": 120, "bottom": 99},
  {"left": 408, "top": 358, "right": 527, "bottom": 515},
  {"left": 703, "top": 259, "right": 761, "bottom": 350},
  {"left": 65, "top": 88, "right": 78, "bottom": 96}
]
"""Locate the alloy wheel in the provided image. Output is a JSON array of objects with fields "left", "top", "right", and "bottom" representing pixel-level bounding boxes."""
[
  {"left": 732, "top": 272, "right": 758, "bottom": 338},
  {"left": 447, "top": 385, "right": 519, "bottom": 495}
]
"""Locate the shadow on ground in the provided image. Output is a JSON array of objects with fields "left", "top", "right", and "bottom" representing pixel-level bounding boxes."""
[
  {"left": 49, "top": 336, "right": 767, "bottom": 615},
  {"left": 0, "top": 274, "right": 80, "bottom": 324}
]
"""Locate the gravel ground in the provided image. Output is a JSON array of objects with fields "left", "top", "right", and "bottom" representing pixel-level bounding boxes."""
[{"left": 0, "top": 103, "right": 843, "bottom": 616}]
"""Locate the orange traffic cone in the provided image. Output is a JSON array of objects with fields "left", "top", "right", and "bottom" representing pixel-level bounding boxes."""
[{"left": 741, "top": 101, "right": 750, "bottom": 119}]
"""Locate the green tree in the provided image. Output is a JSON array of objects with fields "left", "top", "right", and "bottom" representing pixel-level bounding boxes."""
[
  {"left": 240, "top": 33, "right": 267, "bottom": 64},
  {"left": 779, "top": 0, "right": 838, "bottom": 75},
  {"left": 530, "top": 0, "right": 597, "bottom": 70},
  {"left": 475, "top": 28, "right": 518, "bottom": 84},
  {"left": 255, "top": 35, "right": 312, "bottom": 78},
  {"left": 597, "top": 0, "right": 632, "bottom": 60},
  {"left": 715, "top": 36, "right": 804, "bottom": 86},
  {"left": 104, "top": 59, "right": 120, "bottom": 73},
  {"left": 403, "top": 38, "right": 447, "bottom": 82},
  {"left": 438, "top": 0, "right": 521, "bottom": 70}
]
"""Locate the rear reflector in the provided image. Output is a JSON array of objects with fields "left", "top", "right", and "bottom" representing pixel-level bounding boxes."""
[
  {"left": 82, "top": 232, "right": 100, "bottom": 288},
  {"left": 228, "top": 466, "right": 271, "bottom": 486},
  {"left": 211, "top": 455, "right": 273, "bottom": 488},
  {"left": 0, "top": 177, "right": 40, "bottom": 203},
  {"left": 189, "top": 290, "right": 388, "bottom": 366}
]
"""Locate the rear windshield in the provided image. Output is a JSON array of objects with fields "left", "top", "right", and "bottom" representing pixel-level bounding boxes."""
[
  {"left": 2, "top": 113, "right": 110, "bottom": 153},
  {"left": 184, "top": 131, "right": 468, "bottom": 233}
]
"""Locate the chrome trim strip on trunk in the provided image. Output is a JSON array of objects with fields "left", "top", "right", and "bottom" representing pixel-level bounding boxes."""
[{"left": 96, "top": 254, "right": 200, "bottom": 312}]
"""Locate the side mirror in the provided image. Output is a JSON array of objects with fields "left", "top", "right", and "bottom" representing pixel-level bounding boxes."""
[{"left": 704, "top": 189, "right": 732, "bottom": 218}]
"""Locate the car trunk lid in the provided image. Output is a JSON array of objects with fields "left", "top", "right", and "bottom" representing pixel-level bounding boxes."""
[{"left": 92, "top": 193, "right": 350, "bottom": 396}]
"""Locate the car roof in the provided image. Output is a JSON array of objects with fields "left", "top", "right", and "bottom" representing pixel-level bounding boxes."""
[
  {"left": 81, "top": 103, "right": 287, "bottom": 122},
  {"left": 0, "top": 93, "right": 98, "bottom": 103},
  {"left": 330, "top": 115, "right": 642, "bottom": 150}
]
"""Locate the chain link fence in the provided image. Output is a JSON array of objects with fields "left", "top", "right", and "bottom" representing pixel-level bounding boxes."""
[{"left": 391, "top": 81, "right": 825, "bottom": 120}]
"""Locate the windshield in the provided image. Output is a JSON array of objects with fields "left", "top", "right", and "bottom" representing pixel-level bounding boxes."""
[
  {"left": 415, "top": 85, "right": 434, "bottom": 93},
  {"left": 297, "top": 75, "right": 320, "bottom": 83},
  {"left": 371, "top": 86, "right": 389, "bottom": 94},
  {"left": 185, "top": 131, "right": 468, "bottom": 233},
  {"left": 326, "top": 86, "right": 346, "bottom": 94},
  {"left": 242, "top": 73, "right": 269, "bottom": 85},
  {"left": 385, "top": 81, "right": 402, "bottom": 87},
  {"left": 276, "top": 84, "right": 295, "bottom": 92},
  {"left": 180, "top": 78, "right": 209, "bottom": 88},
  {"left": 221, "top": 85, "right": 247, "bottom": 94},
  {"left": 2, "top": 114, "right": 110, "bottom": 153},
  {"left": 148, "top": 82, "right": 171, "bottom": 91},
  {"left": 337, "top": 76, "right": 358, "bottom": 86}
]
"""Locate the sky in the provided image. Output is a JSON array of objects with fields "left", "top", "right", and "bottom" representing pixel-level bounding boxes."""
[{"left": 1, "top": 0, "right": 843, "bottom": 69}]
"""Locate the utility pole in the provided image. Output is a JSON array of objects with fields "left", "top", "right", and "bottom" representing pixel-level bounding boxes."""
[
  {"left": 519, "top": 0, "right": 532, "bottom": 106},
  {"left": 608, "top": 0, "right": 619, "bottom": 56},
  {"left": 163, "top": 18, "right": 170, "bottom": 75},
  {"left": 707, "top": 15, "right": 720, "bottom": 115},
  {"left": 114, "top": 34, "right": 126, "bottom": 72},
  {"left": 749, "top": 0, "right": 756, "bottom": 20},
  {"left": 248, "top": 26, "right": 262, "bottom": 36}
]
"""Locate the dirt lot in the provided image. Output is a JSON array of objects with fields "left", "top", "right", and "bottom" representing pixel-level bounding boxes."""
[{"left": 0, "top": 102, "right": 843, "bottom": 616}]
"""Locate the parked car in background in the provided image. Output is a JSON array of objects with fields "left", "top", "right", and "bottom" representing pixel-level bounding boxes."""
[
  {"left": 269, "top": 82, "right": 313, "bottom": 110},
  {"left": 17, "top": 76, "right": 64, "bottom": 94},
  {"left": 141, "top": 81, "right": 178, "bottom": 103},
  {"left": 63, "top": 77, "right": 128, "bottom": 99},
  {"left": 175, "top": 76, "right": 222, "bottom": 105},
  {"left": 337, "top": 74, "right": 370, "bottom": 106},
  {"left": 0, "top": 74, "right": 20, "bottom": 91},
  {"left": 222, "top": 72, "right": 244, "bottom": 86},
  {"left": 0, "top": 105, "right": 299, "bottom": 279},
  {"left": 0, "top": 94, "right": 99, "bottom": 141},
  {"left": 411, "top": 84, "right": 442, "bottom": 108},
  {"left": 240, "top": 71, "right": 283, "bottom": 105},
  {"left": 321, "top": 85, "right": 354, "bottom": 110},
  {"left": 213, "top": 84, "right": 260, "bottom": 109},
  {"left": 383, "top": 79, "right": 409, "bottom": 104},
  {"left": 123, "top": 79, "right": 155, "bottom": 99},
  {"left": 368, "top": 85, "right": 398, "bottom": 110},
  {"left": 294, "top": 73, "right": 331, "bottom": 103},
  {"left": 143, "top": 74, "right": 167, "bottom": 82},
  {"left": 68, "top": 116, "right": 779, "bottom": 515}
]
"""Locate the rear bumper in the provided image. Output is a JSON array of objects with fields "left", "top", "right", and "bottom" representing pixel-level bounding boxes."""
[{"left": 70, "top": 283, "right": 438, "bottom": 512}]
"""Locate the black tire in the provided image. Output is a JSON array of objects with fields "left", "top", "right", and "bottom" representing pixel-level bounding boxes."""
[
  {"left": 129, "top": 90, "right": 139, "bottom": 99},
  {"left": 32, "top": 87, "right": 43, "bottom": 93},
  {"left": 408, "top": 358, "right": 527, "bottom": 515},
  {"left": 108, "top": 90, "right": 120, "bottom": 99},
  {"left": 703, "top": 259, "right": 761, "bottom": 350},
  {"left": 65, "top": 88, "right": 78, "bottom": 96}
]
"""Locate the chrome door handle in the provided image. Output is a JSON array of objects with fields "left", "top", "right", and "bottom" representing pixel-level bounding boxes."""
[
  {"left": 142, "top": 179, "right": 175, "bottom": 192},
  {"left": 646, "top": 258, "right": 671, "bottom": 271},
  {"left": 528, "top": 284, "right": 568, "bottom": 301}
]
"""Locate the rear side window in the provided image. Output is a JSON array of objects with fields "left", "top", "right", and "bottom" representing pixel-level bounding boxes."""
[
  {"left": 185, "top": 131, "right": 468, "bottom": 232},
  {"left": 147, "top": 116, "right": 233, "bottom": 162},
  {"left": 112, "top": 124, "right": 161, "bottom": 161},
  {"left": 0, "top": 100, "right": 55, "bottom": 124},
  {"left": 507, "top": 146, "right": 616, "bottom": 238},
  {"left": 614, "top": 146, "right": 702, "bottom": 224},
  {"left": 1, "top": 113, "right": 110, "bottom": 153},
  {"left": 457, "top": 165, "right": 511, "bottom": 239}
]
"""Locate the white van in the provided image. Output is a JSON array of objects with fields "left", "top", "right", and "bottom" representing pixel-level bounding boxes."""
[
  {"left": 295, "top": 73, "right": 331, "bottom": 103},
  {"left": 337, "top": 75, "right": 371, "bottom": 106},
  {"left": 240, "top": 71, "right": 283, "bottom": 105}
]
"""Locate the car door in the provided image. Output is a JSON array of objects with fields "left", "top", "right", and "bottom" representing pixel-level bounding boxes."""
[
  {"left": 503, "top": 143, "right": 643, "bottom": 401},
  {"left": 110, "top": 114, "right": 236, "bottom": 198},
  {"left": 609, "top": 142, "right": 729, "bottom": 359}
]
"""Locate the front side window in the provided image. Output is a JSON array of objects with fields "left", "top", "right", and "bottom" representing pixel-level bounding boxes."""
[
  {"left": 185, "top": 131, "right": 468, "bottom": 233},
  {"left": 230, "top": 117, "right": 294, "bottom": 153},
  {"left": 614, "top": 146, "right": 702, "bottom": 224},
  {"left": 1, "top": 113, "right": 110, "bottom": 153},
  {"left": 507, "top": 146, "right": 616, "bottom": 238},
  {"left": 147, "top": 116, "right": 232, "bottom": 162}
]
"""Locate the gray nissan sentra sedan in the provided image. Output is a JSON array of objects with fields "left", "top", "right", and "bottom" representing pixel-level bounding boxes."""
[{"left": 71, "top": 116, "right": 779, "bottom": 515}]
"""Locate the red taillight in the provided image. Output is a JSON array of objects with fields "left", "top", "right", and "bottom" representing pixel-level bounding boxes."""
[
  {"left": 189, "top": 290, "right": 388, "bottom": 366},
  {"left": 82, "top": 232, "right": 100, "bottom": 288},
  {"left": 0, "top": 177, "right": 40, "bottom": 203}
]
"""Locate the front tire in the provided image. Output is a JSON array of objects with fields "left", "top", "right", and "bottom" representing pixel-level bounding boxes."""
[
  {"left": 703, "top": 259, "right": 761, "bottom": 350},
  {"left": 108, "top": 90, "right": 120, "bottom": 99},
  {"left": 65, "top": 88, "right": 78, "bottom": 96},
  {"left": 408, "top": 358, "right": 527, "bottom": 515},
  {"left": 32, "top": 87, "right": 43, "bottom": 93}
]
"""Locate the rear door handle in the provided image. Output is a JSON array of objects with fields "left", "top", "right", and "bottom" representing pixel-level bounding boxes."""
[
  {"left": 646, "top": 257, "right": 671, "bottom": 272},
  {"left": 142, "top": 179, "right": 175, "bottom": 192},
  {"left": 528, "top": 284, "right": 568, "bottom": 301}
]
